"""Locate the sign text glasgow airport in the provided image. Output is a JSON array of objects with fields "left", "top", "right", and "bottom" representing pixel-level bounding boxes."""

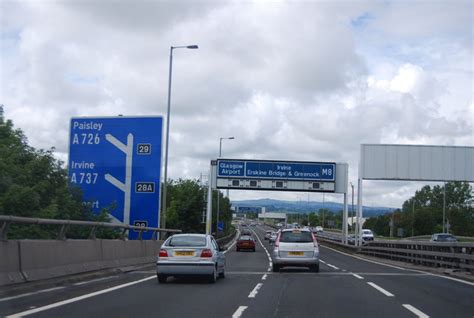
[{"left": 217, "top": 159, "right": 335, "bottom": 181}]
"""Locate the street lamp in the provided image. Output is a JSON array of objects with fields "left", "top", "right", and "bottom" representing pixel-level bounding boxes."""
[
  {"left": 350, "top": 182, "right": 354, "bottom": 234},
  {"left": 216, "top": 136, "right": 235, "bottom": 236},
  {"left": 161, "top": 44, "right": 198, "bottom": 232}
]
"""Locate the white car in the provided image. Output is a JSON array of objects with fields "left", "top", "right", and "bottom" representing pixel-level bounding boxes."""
[
  {"left": 314, "top": 226, "right": 324, "bottom": 233},
  {"left": 156, "top": 234, "right": 226, "bottom": 283},
  {"left": 272, "top": 228, "right": 320, "bottom": 272},
  {"left": 361, "top": 229, "right": 374, "bottom": 241}
]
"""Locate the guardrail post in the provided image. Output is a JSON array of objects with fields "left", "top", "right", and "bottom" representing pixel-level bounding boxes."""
[
  {"left": 121, "top": 228, "right": 128, "bottom": 240},
  {"left": 138, "top": 229, "right": 143, "bottom": 241},
  {"left": 88, "top": 226, "right": 97, "bottom": 240},
  {"left": 58, "top": 224, "right": 69, "bottom": 240},
  {"left": 0, "top": 221, "right": 10, "bottom": 241}
]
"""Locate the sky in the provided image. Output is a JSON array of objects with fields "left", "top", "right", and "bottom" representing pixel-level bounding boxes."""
[{"left": 1, "top": 0, "right": 473, "bottom": 209}]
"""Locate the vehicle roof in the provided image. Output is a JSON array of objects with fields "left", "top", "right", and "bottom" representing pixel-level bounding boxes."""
[
  {"left": 281, "top": 228, "right": 311, "bottom": 232},
  {"left": 169, "top": 233, "right": 208, "bottom": 238}
]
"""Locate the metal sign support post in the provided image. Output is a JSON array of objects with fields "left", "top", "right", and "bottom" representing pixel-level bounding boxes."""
[
  {"left": 206, "top": 161, "right": 217, "bottom": 235},
  {"left": 356, "top": 177, "right": 363, "bottom": 247}
]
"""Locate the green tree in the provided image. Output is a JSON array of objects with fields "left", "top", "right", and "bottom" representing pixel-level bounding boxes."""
[{"left": 0, "top": 116, "right": 115, "bottom": 239}]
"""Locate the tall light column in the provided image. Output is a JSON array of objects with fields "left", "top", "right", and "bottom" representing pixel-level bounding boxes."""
[
  {"left": 216, "top": 136, "right": 234, "bottom": 236},
  {"left": 161, "top": 44, "right": 198, "bottom": 231}
]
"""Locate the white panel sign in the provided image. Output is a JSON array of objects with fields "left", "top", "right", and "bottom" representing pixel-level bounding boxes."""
[{"left": 360, "top": 144, "right": 474, "bottom": 182}]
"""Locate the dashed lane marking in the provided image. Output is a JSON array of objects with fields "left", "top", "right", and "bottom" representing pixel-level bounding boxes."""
[
  {"left": 326, "top": 263, "right": 340, "bottom": 270},
  {"left": 402, "top": 304, "right": 430, "bottom": 318},
  {"left": 367, "top": 282, "right": 395, "bottom": 297},
  {"left": 248, "top": 283, "right": 263, "bottom": 298},
  {"left": 261, "top": 274, "right": 268, "bottom": 280},
  {"left": 232, "top": 306, "right": 248, "bottom": 318},
  {"left": 321, "top": 244, "right": 474, "bottom": 286},
  {"left": 352, "top": 273, "right": 364, "bottom": 279}
]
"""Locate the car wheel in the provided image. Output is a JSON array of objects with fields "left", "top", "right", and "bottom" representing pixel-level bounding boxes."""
[
  {"left": 157, "top": 274, "right": 167, "bottom": 284},
  {"left": 252, "top": 248, "right": 256, "bottom": 252},
  {"left": 312, "top": 264, "right": 320, "bottom": 273},
  {"left": 219, "top": 267, "right": 225, "bottom": 278},
  {"left": 208, "top": 266, "right": 217, "bottom": 284},
  {"left": 272, "top": 264, "right": 280, "bottom": 272},
  {"left": 236, "top": 247, "right": 240, "bottom": 252}
]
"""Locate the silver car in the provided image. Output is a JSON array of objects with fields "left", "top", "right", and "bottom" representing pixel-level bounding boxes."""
[
  {"left": 273, "top": 228, "right": 319, "bottom": 272},
  {"left": 156, "top": 234, "right": 226, "bottom": 283}
]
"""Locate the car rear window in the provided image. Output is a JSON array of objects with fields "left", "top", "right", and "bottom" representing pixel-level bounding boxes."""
[
  {"left": 239, "top": 235, "right": 252, "bottom": 240},
  {"left": 280, "top": 230, "right": 313, "bottom": 243},
  {"left": 168, "top": 236, "right": 207, "bottom": 247}
]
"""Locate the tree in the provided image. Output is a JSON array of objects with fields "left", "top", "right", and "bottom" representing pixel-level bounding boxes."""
[{"left": 0, "top": 116, "right": 114, "bottom": 239}]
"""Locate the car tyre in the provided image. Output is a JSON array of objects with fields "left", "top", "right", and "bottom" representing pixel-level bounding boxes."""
[
  {"left": 272, "top": 264, "right": 280, "bottom": 272},
  {"left": 252, "top": 248, "right": 256, "bottom": 252},
  {"left": 157, "top": 274, "right": 167, "bottom": 284},
  {"left": 219, "top": 267, "right": 225, "bottom": 278},
  {"left": 311, "top": 264, "right": 320, "bottom": 273},
  {"left": 208, "top": 266, "right": 217, "bottom": 284},
  {"left": 236, "top": 247, "right": 240, "bottom": 252}
]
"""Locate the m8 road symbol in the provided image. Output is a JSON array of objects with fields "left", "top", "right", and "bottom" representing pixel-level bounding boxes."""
[{"left": 135, "top": 182, "right": 155, "bottom": 193}]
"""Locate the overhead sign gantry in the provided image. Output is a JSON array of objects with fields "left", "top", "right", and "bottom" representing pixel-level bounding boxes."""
[
  {"left": 216, "top": 159, "right": 336, "bottom": 192},
  {"left": 207, "top": 158, "right": 349, "bottom": 242}
]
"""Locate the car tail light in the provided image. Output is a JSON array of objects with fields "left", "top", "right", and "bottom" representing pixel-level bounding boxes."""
[
  {"left": 200, "top": 249, "right": 213, "bottom": 258},
  {"left": 274, "top": 234, "right": 280, "bottom": 247},
  {"left": 159, "top": 249, "right": 168, "bottom": 257},
  {"left": 311, "top": 233, "right": 318, "bottom": 247}
]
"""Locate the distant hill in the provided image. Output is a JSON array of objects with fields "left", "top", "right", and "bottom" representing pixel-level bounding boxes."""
[{"left": 231, "top": 198, "right": 395, "bottom": 217}]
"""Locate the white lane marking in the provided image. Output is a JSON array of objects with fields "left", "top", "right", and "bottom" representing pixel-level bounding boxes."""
[
  {"left": 0, "top": 287, "right": 65, "bottom": 302},
  {"left": 251, "top": 229, "right": 271, "bottom": 270},
  {"left": 232, "top": 306, "right": 248, "bottom": 318},
  {"left": 352, "top": 273, "right": 364, "bottom": 279},
  {"left": 320, "top": 245, "right": 407, "bottom": 271},
  {"left": 5, "top": 276, "right": 155, "bottom": 318},
  {"left": 262, "top": 274, "right": 268, "bottom": 280},
  {"left": 321, "top": 245, "right": 474, "bottom": 286},
  {"left": 402, "top": 304, "right": 430, "bottom": 318},
  {"left": 367, "top": 282, "right": 395, "bottom": 297},
  {"left": 223, "top": 229, "right": 241, "bottom": 254},
  {"left": 73, "top": 276, "right": 118, "bottom": 286},
  {"left": 248, "top": 283, "right": 263, "bottom": 298},
  {"left": 326, "top": 263, "right": 340, "bottom": 270},
  {"left": 320, "top": 259, "right": 327, "bottom": 264}
]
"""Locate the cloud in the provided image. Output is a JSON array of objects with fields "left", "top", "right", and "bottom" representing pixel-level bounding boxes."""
[{"left": 1, "top": 0, "right": 472, "bottom": 209}]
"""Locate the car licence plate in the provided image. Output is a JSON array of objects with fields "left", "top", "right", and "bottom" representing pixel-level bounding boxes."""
[
  {"left": 174, "top": 251, "right": 195, "bottom": 256},
  {"left": 288, "top": 251, "right": 304, "bottom": 256}
]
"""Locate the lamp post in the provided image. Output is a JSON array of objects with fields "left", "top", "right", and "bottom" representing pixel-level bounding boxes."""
[
  {"left": 216, "top": 136, "right": 234, "bottom": 236},
  {"left": 350, "top": 182, "right": 354, "bottom": 234},
  {"left": 161, "top": 44, "right": 198, "bottom": 232}
]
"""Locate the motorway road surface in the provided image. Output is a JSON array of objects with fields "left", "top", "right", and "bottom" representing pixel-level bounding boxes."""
[{"left": 1, "top": 225, "right": 473, "bottom": 317}]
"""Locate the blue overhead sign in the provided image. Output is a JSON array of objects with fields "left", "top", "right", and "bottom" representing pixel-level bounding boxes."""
[
  {"left": 68, "top": 116, "right": 163, "bottom": 240},
  {"left": 217, "top": 159, "right": 335, "bottom": 181}
]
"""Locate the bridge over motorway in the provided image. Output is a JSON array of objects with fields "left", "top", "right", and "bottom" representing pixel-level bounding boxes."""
[{"left": 1, "top": 223, "right": 473, "bottom": 318}]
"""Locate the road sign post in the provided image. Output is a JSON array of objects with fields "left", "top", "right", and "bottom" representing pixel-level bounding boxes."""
[{"left": 69, "top": 116, "right": 163, "bottom": 239}]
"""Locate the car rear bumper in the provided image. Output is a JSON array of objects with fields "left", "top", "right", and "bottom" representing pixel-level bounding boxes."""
[
  {"left": 156, "top": 261, "right": 215, "bottom": 275},
  {"left": 273, "top": 256, "right": 319, "bottom": 267}
]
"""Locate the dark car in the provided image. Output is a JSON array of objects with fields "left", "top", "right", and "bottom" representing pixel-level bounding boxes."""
[
  {"left": 430, "top": 233, "right": 458, "bottom": 242},
  {"left": 236, "top": 235, "right": 256, "bottom": 252}
]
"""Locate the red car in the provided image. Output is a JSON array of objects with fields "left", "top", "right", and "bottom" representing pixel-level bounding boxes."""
[{"left": 236, "top": 235, "right": 256, "bottom": 252}]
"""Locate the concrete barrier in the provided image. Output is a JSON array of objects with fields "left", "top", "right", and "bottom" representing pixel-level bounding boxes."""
[
  {"left": 0, "top": 241, "right": 24, "bottom": 285},
  {"left": 0, "top": 239, "right": 163, "bottom": 286}
]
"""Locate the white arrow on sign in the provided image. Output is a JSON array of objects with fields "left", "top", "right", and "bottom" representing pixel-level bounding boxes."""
[{"left": 105, "top": 133, "right": 133, "bottom": 226}]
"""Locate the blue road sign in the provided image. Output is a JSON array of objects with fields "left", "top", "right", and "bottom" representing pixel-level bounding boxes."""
[
  {"left": 69, "top": 116, "right": 163, "bottom": 240},
  {"left": 217, "top": 159, "right": 335, "bottom": 181},
  {"left": 217, "top": 221, "right": 224, "bottom": 232}
]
